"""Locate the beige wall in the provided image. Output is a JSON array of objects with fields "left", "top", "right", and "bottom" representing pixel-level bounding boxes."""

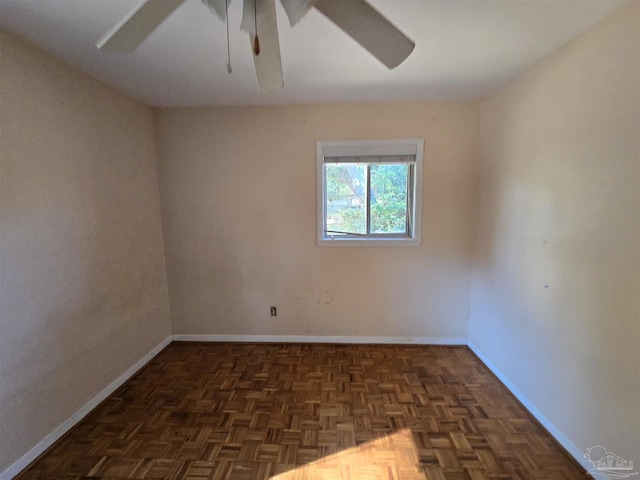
[
  {"left": 469, "top": 0, "right": 639, "bottom": 466},
  {"left": 0, "top": 29, "right": 171, "bottom": 472},
  {"left": 155, "top": 102, "right": 478, "bottom": 339}
]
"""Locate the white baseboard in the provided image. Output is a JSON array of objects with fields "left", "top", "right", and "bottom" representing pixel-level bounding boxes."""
[
  {"left": 0, "top": 336, "right": 173, "bottom": 480},
  {"left": 171, "top": 334, "right": 468, "bottom": 345},
  {"left": 467, "top": 340, "right": 588, "bottom": 472}
]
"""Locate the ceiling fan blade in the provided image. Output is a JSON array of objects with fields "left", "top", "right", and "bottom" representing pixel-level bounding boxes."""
[
  {"left": 96, "top": 0, "right": 188, "bottom": 53},
  {"left": 201, "top": 0, "right": 228, "bottom": 21},
  {"left": 279, "top": 0, "right": 317, "bottom": 27},
  {"left": 249, "top": 0, "right": 284, "bottom": 92},
  {"left": 313, "top": 0, "right": 414, "bottom": 69}
]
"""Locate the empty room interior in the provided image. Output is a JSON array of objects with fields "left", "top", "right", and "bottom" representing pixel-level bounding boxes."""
[{"left": 1, "top": 0, "right": 639, "bottom": 479}]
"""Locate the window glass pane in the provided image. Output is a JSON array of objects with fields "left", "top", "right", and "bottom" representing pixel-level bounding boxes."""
[
  {"left": 370, "top": 164, "right": 409, "bottom": 234},
  {"left": 325, "top": 163, "right": 367, "bottom": 235}
]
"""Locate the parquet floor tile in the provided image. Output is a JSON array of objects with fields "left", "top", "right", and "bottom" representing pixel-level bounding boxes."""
[{"left": 16, "top": 343, "right": 586, "bottom": 479}]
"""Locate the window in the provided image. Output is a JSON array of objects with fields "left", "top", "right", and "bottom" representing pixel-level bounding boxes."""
[{"left": 317, "top": 139, "right": 423, "bottom": 246}]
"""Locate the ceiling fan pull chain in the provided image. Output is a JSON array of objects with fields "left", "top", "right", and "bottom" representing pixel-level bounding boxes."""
[
  {"left": 253, "top": 0, "right": 260, "bottom": 55},
  {"left": 225, "top": 0, "right": 232, "bottom": 72}
]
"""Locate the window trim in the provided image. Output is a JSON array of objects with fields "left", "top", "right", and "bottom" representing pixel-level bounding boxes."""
[{"left": 317, "top": 139, "right": 424, "bottom": 247}]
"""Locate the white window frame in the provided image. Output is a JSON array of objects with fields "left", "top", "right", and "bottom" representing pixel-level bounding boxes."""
[{"left": 317, "top": 139, "right": 423, "bottom": 247}]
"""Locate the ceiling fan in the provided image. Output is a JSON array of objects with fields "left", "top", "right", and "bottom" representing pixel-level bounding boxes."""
[{"left": 97, "top": 0, "right": 415, "bottom": 93}]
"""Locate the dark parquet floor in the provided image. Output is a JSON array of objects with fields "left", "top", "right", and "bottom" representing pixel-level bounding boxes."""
[{"left": 17, "top": 343, "right": 587, "bottom": 480}]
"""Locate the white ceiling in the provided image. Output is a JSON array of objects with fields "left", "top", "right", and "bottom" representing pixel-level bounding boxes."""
[{"left": 0, "top": 0, "right": 624, "bottom": 107}]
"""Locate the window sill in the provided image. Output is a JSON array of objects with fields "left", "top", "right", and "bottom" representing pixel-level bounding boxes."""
[{"left": 317, "top": 237, "right": 422, "bottom": 247}]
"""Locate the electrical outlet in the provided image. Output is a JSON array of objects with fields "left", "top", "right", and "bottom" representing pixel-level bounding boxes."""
[{"left": 270, "top": 306, "right": 277, "bottom": 316}]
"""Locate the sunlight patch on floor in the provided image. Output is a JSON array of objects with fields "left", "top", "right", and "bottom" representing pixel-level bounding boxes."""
[{"left": 271, "top": 428, "right": 427, "bottom": 480}]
